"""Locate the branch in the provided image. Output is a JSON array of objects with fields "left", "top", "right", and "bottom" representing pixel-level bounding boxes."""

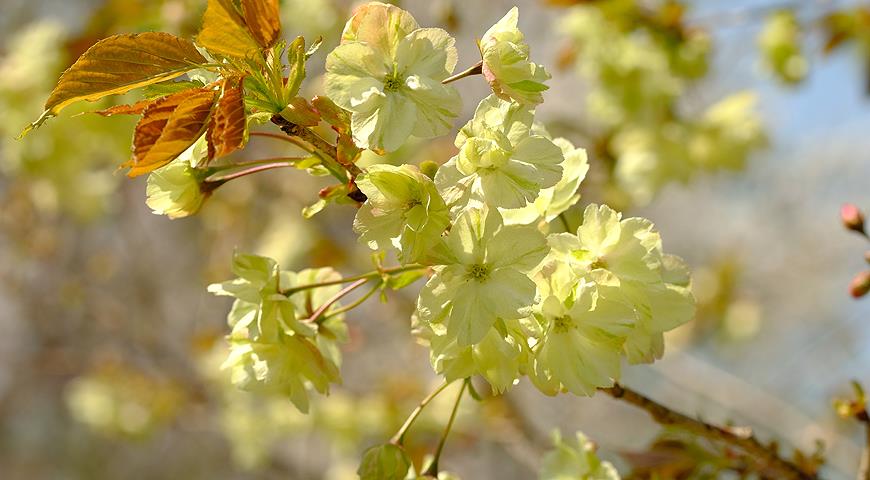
[
  {"left": 858, "top": 412, "right": 870, "bottom": 480},
  {"left": 269, "top": 114, "right": 367, "bottom": 202},
  {"left": 602, "top": 383, "right": 817, "bottom": 480}
]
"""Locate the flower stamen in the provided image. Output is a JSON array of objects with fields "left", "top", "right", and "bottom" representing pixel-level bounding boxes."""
[{"left": 466, "top": 263, "right": 491, "bottom": 282}]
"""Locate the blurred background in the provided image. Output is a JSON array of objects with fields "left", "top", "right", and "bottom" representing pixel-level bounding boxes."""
[{"left": 0, "top": 0, "right": 869, "bottom": 478}]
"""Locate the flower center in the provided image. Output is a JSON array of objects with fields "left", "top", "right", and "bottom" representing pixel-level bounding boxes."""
[
  {"left": 553, "top": 315, "right": 576, "bottom": 334},
  {"left": 383, "top": 73, "right": 403, "bottom": 92},
  {"left": 466, "top": 263, "right": 491, "bottom": 282},
  {"left": 590, "top": 257, "right": 608, "bottom": 270}
]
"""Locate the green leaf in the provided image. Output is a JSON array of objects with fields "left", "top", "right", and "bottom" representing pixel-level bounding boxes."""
[
  {"left": 386, "top": 270, "right": 426, "bottom": 290},
  {"left": 142, "top": 80, "right": 206, "bottom": 99}
]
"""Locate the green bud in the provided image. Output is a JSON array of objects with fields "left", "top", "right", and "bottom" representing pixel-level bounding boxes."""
[
  {"left": 419, "top": 160, "right": 439, "bottom": 180},
  {"left": 358, "top": 443, "right": 411, "bottom": 480}
]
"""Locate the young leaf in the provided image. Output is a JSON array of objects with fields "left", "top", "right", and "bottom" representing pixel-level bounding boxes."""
[
  {"left": 197, "top": 0, "right": 261, "bottom": 59},
  {"left": 126, "top": 89, "right": 217, "bottom": 176},
  {"left": 241, "top": 0, "right": 281, "bottom": 49},
  {"left": 94, "top": 99, "right": 157, "bottom": 117},
  {"left": 312, "top": 96, "right": 360, "bottom": 166},
  {"left": 279, "top": 97, "right": 320, "bottom": 127},
  {"left": 21, "top": 32, "right": 207, "bottom": 136},
  {"left": 208, "top": 78, "right": 248, "bottom": 161},
  {"left": 305, "top": 36, "right": 323, "bottom": 59},
  {"left": 284, "top": 36, "right": 307, "bottom": 101},
  {"left": 312, "top": 96, "right": 351, "bottom": 134},
  {"left": 142, "top": 79, "right": 206, "bottom": 99}
]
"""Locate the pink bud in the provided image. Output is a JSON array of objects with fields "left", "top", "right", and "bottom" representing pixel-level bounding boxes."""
[
  {"left": 841, "top": 203, "right": 866, "bottom": 235},
  {"left": 850, "top": 271, "right": 870, "bottom": 298}
]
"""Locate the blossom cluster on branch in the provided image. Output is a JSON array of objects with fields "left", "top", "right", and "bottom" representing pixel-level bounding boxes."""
[{"left": 23, "top": 1, "right": 699, "bottom": 477}]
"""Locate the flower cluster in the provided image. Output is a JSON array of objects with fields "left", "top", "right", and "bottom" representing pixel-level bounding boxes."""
[
  {"left": 208, "top": 253, "right": 346, "bottom": 413},
  {"left": 558, "top": 3, "right": 765, "bottom": 205},
  {"left": 614, "top": 93, "right": 765, "bottom": 204},
  {"left": 344, "top": 5, "right": 696, "bottom": 397},
  {"left": 435, "top": 95, "right": 564, "bottom": 210}
]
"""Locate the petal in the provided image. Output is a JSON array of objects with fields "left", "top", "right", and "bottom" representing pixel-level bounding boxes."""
[
  {"left": 353, "top": 202, "right": 404, "bottom": 250},
  {"left": 484, "top": 269, "right": 537, "bottom": 320},
  {"left": 434, "top": 156, "right": 476, "bottom": 211},
  {"left": 341, "top": 1, "right": 419, "bottom": 58},
  {"left": 488, "top": 224, "right": 548, "bottom": 271},
  {"left": 577, "top": 204, "right": 622, "bottom": 254},
  {"left": 325, "top": 42, "right": 389, "bottom": 109},
  {"left": 479, "top": 161, "right": 541, "bottom": 208},
  {"left": 448, "top": 282, "right": 496, "bottom": 346},
  {"left": 404, "top": 74, "right": 461, "bottom": 138},
  {"left": 396, "top": 28, "right": 458, "bottom": 79},
  {"left": 512, "top": 136, "right": 564, "bottom": 189},
  {"left": 481, "top": 7, "right": 520, "bottom": 49},
  {"left": 457, "top": 95, "right": 533, "bottom": 148},
  {"left": 351, "top": 92, "right": 417, "bottom": 152}
]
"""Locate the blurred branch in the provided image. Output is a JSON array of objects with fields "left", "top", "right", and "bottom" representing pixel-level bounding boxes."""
[
  {"left": 602, "top": 383, "right": 817, "bottom": 480},
  {"left": 859, "top": 418, "right": 870, "bottom": 480},
  {"left": 422, "top": 379, "right": 467, "bottom": 476},
  {"left": 391, "top": 381, "right": 452, "bottom": 445}
]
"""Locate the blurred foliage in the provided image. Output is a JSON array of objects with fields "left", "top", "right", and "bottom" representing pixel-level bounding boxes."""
[{"left": 552, "top": 0, "right": 766, "bottom": 207}]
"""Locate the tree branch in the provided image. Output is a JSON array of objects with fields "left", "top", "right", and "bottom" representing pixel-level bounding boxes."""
[
  {"left": 858, "top": 412, "right": 870, "bottom": 480},
  {"left": 269, "top": 114, "right": 367, "bottom": 202},
  {"left": 602, "top": 383, "right": 817, "bottom": 480}
]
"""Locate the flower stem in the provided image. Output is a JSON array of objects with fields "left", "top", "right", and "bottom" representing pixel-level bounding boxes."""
[
  {"left": 601, "top": 383, "right": 816, "bottom": 480},
  {"left": 269, "top": 113, "right": 365, "bottom": 190},
  {"left": 304, "top": 278, "right": 370, "bottom": 324},
  {"left": 422, "top": 379, "right": 467, "bottom": 476},
  {"left": 280, "top": 264, "right": 426, "bottom": 296},
  {"left": 442, "top": 61, "right": 484, "bottom": 85},
  {"left": 203, "top": 158, "right": 308, "bottom": 184},
  {"left": 249, "top": 131, "right": 303, "bottom": 144},
  {"left": 322, "top": 280, "right": 383, "bottom": 320},
  {"left": 390, "top": 381, "right": 453, "bottom": 446}
]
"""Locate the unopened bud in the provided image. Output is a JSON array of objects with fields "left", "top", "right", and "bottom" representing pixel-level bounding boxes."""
[
  {"left": 419, "top": 160, "right": 439, "bottom": 180},
  {"left": 841, "top": 203, "right": 866, "bottom": 235},
  {"left": 850, "top": 271, "right": 870, "bottom": 298},
  {"left": 357, "top": 444, "right": 410, "bottom": 480}
]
